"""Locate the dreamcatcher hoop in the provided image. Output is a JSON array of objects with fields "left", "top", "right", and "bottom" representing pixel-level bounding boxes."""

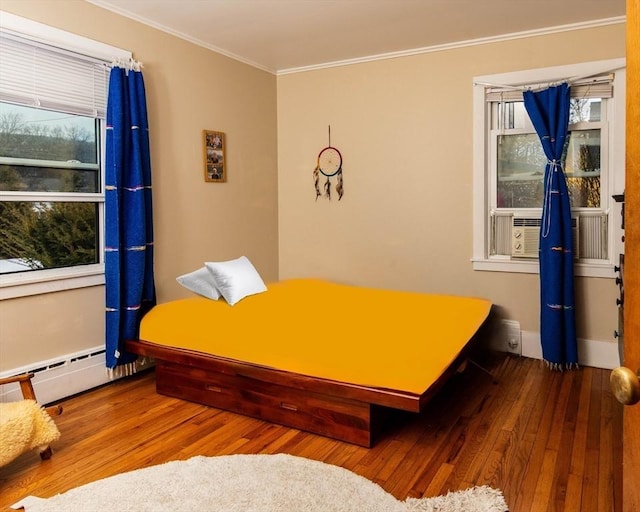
[
  {"left": 317, "top": 146, "right": 342, "bottom": 177},
  {"left": 313, "top": 127, "right": 344, "bottom": 200}
]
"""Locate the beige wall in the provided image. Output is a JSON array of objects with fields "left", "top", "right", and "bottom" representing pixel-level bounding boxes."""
[
  {"left": 0, "top": 3, "right": 626, "bottom": 373},
  {"left": 0, "top": 288, "right": 104, "bottom": 367},
  {"left": 277, "top": 24, "right": 625, "bottom": 341},
  {"left": 0, "top": 1, "right": 278, "bottom": 371}
]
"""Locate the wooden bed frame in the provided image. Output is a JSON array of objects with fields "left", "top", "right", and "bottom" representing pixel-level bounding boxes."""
[{"left": 125, "top": 325, "right": 487, "bottom": 447}]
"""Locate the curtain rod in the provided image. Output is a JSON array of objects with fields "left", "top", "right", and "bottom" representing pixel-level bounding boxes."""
[
  {"left": 474, "top": 66, "right": 624, "bottom": 90},
  {"left": 111, "top": 57, "right": 144, "bottom": 71}
]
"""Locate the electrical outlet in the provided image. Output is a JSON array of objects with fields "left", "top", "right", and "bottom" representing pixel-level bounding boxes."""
[{"left": 501, "top": 319, "right": 522, "bottom": 355}]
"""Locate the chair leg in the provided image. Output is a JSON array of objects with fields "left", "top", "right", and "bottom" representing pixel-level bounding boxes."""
[
  {"left": 45, "top": 404, "right": 63, "bottom": 417},
  {"left": 39, "top": 446, "right": 53, "bottom": 460}
]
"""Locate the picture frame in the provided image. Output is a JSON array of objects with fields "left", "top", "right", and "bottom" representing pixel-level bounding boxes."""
[{"left": 203, "top": 130, "right": 226, "bottom": 182}]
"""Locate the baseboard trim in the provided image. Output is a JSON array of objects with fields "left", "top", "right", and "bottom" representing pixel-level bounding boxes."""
[{"left": 521, "top": 331, "right": 620, "bottom": 370}]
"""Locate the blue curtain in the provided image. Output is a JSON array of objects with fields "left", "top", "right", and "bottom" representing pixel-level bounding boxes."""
[
  {"left": 523, "top": 83, "right": 577, "bottom": 369},
  {"left": 105, "top": 64, "right": 156, "bottom": 372}
]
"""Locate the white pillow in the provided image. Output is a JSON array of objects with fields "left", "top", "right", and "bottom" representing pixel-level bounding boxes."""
[
  {"left": 176, "top": 266, "right": 221, "bottom": 300},
  {"left": 205, "top": 256, "right": 267, "bottom": 306}
]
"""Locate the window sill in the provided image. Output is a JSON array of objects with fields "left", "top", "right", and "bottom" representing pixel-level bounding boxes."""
[
  {"left": 472, "top": 257, "right": 615, "bottom": 279},
  {"left": 0, "top": 264, "right": 105, "bottom": 299}
]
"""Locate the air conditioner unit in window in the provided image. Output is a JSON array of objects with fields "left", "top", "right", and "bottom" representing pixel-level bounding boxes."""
[{"left": 511, "top": 216, "right": 579, "bottom": 259}]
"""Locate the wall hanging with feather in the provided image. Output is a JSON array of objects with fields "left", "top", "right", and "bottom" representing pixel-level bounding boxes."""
[{"left": 313, "top": 126, "right": 344, "bottom": 201}]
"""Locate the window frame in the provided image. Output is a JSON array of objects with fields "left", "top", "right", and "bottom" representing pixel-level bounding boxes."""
[
  {"left": 0, "top": 11, "right": 131, "bottom": 299},
  {"left": 472, "top": 58, "right": 626, "bottom": 278}
]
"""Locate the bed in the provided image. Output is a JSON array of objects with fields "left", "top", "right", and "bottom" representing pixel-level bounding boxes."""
[{"left": 125, "top": 278, "right": 492, "bottom": 447}]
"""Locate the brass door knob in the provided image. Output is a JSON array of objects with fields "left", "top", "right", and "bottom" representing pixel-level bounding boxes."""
[{"left": 610, "top": 366, "right": 640, "bottom": 406}]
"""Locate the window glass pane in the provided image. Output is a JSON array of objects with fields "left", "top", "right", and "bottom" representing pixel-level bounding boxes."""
[
  {"left": 0, "top": 102, "right": 98, "bottom": 163},
  {"left": 565, "top": 129, "right": 601, "bottom": 207},
  {"left": 0, "top": 163, "right": 99, "bottom": 193},
  {"left": 498, "top": 98, "right": 601, "bottom": 130},
  {"left": 498, "top": 102, "right": 530, "bottom": 130},
  {"left": 497, "top": 133, "right": 545, "bottom": 208},
  {"left": 570, "top": 98, "right": 601, "bottom": 123},
  {"left": 497, "top": 129, "right": 601, "bottom": 209},
  {"left": 0, "top": 201, "right": 98, "bottom": 274}
]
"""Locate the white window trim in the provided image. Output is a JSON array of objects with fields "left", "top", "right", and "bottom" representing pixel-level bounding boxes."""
[
  {"left": 472, "top": 58, "right": 626, "bottom": 279},
  {"left": 0, "top": 265, "right": 105, "bottom": 300},
  {"left": 0, "top": 11, "right": 130, "bottom": 299},
  {"left": 0, "top": 11, "right": 130, "bottom": 62}
]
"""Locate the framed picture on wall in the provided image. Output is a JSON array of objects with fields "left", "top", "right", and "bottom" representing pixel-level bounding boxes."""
[{"left": 203, "top": 130, "right": 226, "bottom": 182}]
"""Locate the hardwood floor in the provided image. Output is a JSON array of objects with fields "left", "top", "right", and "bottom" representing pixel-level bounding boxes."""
[{"left": 0, "top": 353, "right": 622, "bottom": 511}]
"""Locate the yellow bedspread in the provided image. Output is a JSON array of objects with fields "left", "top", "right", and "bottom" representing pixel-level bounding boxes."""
[{"left": 140, "top": 279, "right": 491, "bottom": 395}]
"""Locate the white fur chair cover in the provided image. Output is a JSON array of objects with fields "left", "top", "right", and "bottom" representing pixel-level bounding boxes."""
[{"left": 0, "top": 399, "right": 60, "bottom": 467}]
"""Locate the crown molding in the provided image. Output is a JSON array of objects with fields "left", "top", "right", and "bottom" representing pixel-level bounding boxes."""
[
  {"left": 83, "top": 2, "right": 625, "bottom": 76},
  {"left": 278, "top": 16, "right": 626, "bottom": 75}
]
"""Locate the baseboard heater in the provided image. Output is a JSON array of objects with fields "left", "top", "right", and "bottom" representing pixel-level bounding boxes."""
[{"left": 0, "top": 347, "right": 152, "bottom": 405}]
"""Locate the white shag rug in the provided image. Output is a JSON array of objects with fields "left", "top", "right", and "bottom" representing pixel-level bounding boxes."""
[{"left": 12, "top": 453, "right": 508, "bottom": 512}]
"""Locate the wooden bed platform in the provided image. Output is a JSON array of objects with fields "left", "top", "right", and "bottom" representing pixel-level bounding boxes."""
[
  {"left": 124, "top": 279, "right": 492, "bottom": 447},
  {"left": 125, "top": 328, "right": 486, "bottom": 447}
]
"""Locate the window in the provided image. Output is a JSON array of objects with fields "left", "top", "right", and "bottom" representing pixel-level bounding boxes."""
[
  {"left": 0, "top": 12, "right": 131, "bottom": 298},
  {"left": 472, "top": 59, "right": 626, "bottom": 278},
  {"left": 0, "top": 103, "right": 101, "bottom": 273}
]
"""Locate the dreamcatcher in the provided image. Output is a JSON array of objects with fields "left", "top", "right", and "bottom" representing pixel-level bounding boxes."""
[{"left": 313, "top": 126, "right": 344, "bottom": 200}]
